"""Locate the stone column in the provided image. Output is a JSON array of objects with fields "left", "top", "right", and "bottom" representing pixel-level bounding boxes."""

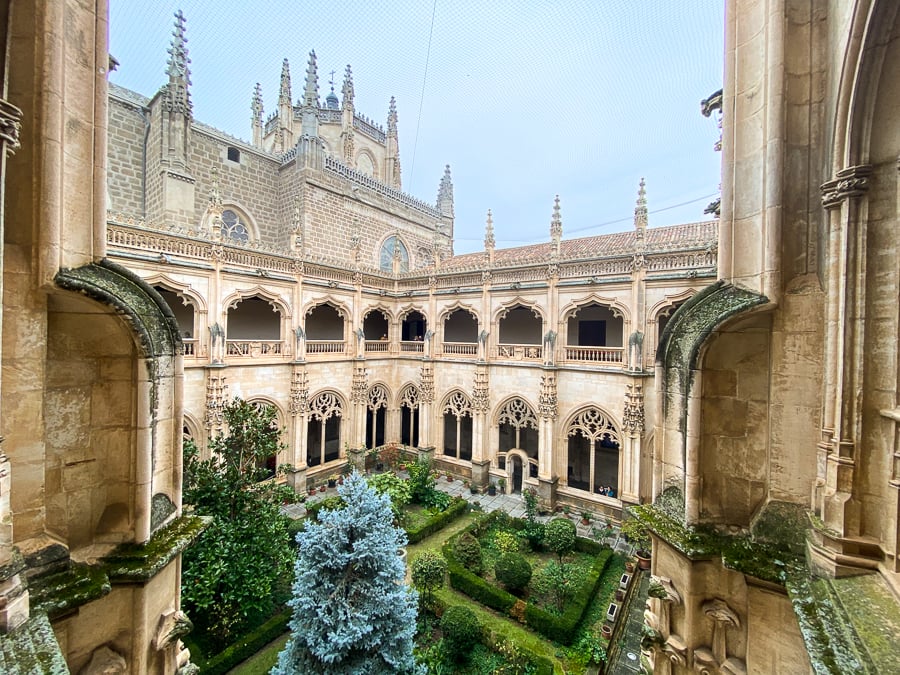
[
  {"left": 537, "top": 370, "right": 559, "bottom": 509},
  {"left": 471, "top": 367, "right": 491, "bottom": 488},
  {"left": 418, "top": 361, "right": 435, "bottom": 450},
  {"left": 287, "top": 368, "right": 309, "bottom": 492},
  {"left": 350, "top": 365, "right": 368, "bottom": 450},
  {"left": 621, "top": 383, "right": 644, "bottom": 503}
]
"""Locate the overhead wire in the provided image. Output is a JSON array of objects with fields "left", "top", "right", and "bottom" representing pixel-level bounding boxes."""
[{"left": 409, "top": 0, "right": 438, "bottom": 183}]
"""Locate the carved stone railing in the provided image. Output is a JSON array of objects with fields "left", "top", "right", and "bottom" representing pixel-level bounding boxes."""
[
  {"left": 564, "top": 346, "right": 624, "bottom": 365},
  {"left": 495, "top": 343, "right": 543, "bottom": 361},
  {"left": 442, "top": 342, "right": 477, "bottom": 357},
  {"left": 183, "top": 339, "right": 197, "bottom": 357},
  {"left": 400, "top": 341, "right": 424, "bottom": 354},
  {"left": 323, "top": 156, "right": 441, "bottom": 218},
  {"left": 365, "top": 340, "right": 389, "bottom": 354},
  {"left": 352, "top": 113, "right": 386, "bottom": 142},
  {"left": 306, "top": 340, "right": 346, "bottom": 355},
  {"left": 225, "top": 340, "right": 285, "bottom": 358}
]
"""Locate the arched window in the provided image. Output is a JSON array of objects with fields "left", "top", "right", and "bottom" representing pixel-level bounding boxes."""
[
  {"left": 365, "top": 385, "right": 389, "bottom": 450},
  {"left": 221, "top": 208, "right": 250, "bottom": 243},
  {"left": 379, "top": 235, "right": 409, "bottom": 272},
  {"left": 248, "top": 400, "right": 279, "bottom": 480},
  {"left": 497, "top": 398, "right": 538, "bottom": 479},
  {"left": 399, "top": 384, "right": 420, "bottom": 447},
  {"left": 443, "top": 391, "right": 473, "bottom": 462},
  {"left": 566, "top": 407, "right": 620, "bottom": 498},
  {"left": 307, "top": 392, "right": 343, "bottom": 467}
]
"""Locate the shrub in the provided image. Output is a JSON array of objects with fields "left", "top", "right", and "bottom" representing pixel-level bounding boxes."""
[
  {"left": 366, "top": 471, "right": 411, "bottom": 523},
  {"left": 406, "top": 496, "right": 467, "bottom": 544},
  {"left": 495, "top": 552, "right": 532, "bottom": 594},
  {"left": 522, "top": 520, "right": 545, "bottom": 550},
  {"left": 411, "top": 550, "right": 446, "bottom": 607},
  {"left": 532, "top": 560, "right": 573, "bottom": 613},
  {"left": 453, "top": 532, "right": 483, "bottom": 574},
  {"left": 305, "top": 495, "right": 345, "bottom": 521},
  {"left": 493, "top": 530, "right": 520, "bottom": 554},
  {"left": 545, "top": 517, "right": 576, "bottom": 563},
  {"left": 440, "top": 605, "right": 481, "bottom": 662}
]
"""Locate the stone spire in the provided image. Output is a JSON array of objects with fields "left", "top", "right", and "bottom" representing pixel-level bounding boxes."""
[
  {"left": 484, "top": 209, "right": 495, "bottom": 265},
  {"left": 279, "top": 58, "right": 292, "bottom": 107},
  {"left": 484, "top": 209, "right": 495, "bottom": 251},
  {"left": 164, "top": 9, "right": 192, "bottom": 117},
  {"left": 251, "top": 82, "right": 264, "bottom": 147},
  {"left": 385, "top": 96, "right": 401, "bottom": 188},
  {"left": 550, "top": 195, "right": 562, "bottom": 262},
  {"left": 341, "top": 65, "right": 354, "bottom": 108},
  {"left": 301, "top": 50, "right": 320, "bottom": 137},
  {"left": 634, "top": 177, "right": 648, "bottom": 231},
  {"left": 303, "top": 51, "right": 319, "bottom": 108},
  {"left": 437, "top": 165, "right": 454, "bottom": 218}
]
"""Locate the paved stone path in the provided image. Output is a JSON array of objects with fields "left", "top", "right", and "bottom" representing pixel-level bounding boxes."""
[{"left": 608, "top": 571, "right": 650, "bottom": 674}]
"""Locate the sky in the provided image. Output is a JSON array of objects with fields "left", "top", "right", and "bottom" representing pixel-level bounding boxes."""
[{"left": 109, "top": 1, "right": 725, "bottom": 255}]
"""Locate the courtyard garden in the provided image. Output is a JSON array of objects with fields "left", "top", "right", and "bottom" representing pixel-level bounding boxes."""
[{"left": 180, "top": 422, "right": 638, "bottom": 674}]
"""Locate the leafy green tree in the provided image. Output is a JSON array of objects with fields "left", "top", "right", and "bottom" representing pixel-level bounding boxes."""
[
  {"left": 453, "top": 532, "right": 483, "bottom": 574},
  {"left": 274, "top": 472, "right": 421, "bottom": 675},
  {"left": 544, "top": 517, "right": 577, "bottom": 563},
  {"left": 532, "top": 560, "right": 573, "bottom": 612},
  {"left": 181, "top": 398, "right": 295, "bottom": 647},
  {"left": 410, "top": 550, "right": 446, "bottom": 608}
]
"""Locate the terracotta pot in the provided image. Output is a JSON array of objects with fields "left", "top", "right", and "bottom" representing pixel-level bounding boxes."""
[
  {"left": 319, "top": 486, "right": 326, "bottom": 493},
  {"left": 601, "top": 624, "right": 613, "bottom": 639},
  {"left": 615, "top": 590, "right": 625, "bottom": 602},
  {"left": 625, "top": 561, "right": 635, "bottom": 573},
  {"left": 581, "top": 518, "right": 591, "bottom": 525},
  {"left": 637, "top": 553, "right": 651, "bottom": 570}
]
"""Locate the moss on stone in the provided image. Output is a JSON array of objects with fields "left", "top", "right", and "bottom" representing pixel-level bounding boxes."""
[
  {"left": 29, "top": 563, "right": 111, "bottom": 620},
  {"left": 103, "top": 515, "right": 210, "bottom": 582},
  {"left": 0, "top": 612, "right": 68, "bottom": 674}
]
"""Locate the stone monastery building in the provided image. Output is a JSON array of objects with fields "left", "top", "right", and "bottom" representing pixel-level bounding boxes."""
[
  {"left": 2, "top": 0, "right": 900, "bottom": 673},
  {"left": 105, "top": 13, "right": 717, "bottom": 517}
]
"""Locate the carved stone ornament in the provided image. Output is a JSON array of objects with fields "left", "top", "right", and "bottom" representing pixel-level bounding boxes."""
[
  {"left": 472, "top": 370, "right": 490, "bottom": 412},
  {"left": 204, "top": 375, "right": 228, "bottom": 432},
  {"left": 821, "top": 164, "right": 872, "bottom": 208},
  {"left": 154, "top": 609, "right": 193, "bottom": 650},
  {"left": 351, "top": 366, "right": 368, "bottom": 403},
  {"left": 0, "top": 99, "right": 23, "bottom": 155},
  {"left": 419, "top": 363, "right": 435, "bottom": 404},
  {"left": 623, "top": 384, "right": 645, "bottom": 434},
  {"left": 538, "top": 373, "right": 558, "bottom": 420},
  {"left": 289, "top": 370, "right": 308, "bottom": 415},
  {"left": 79, "top": 646, "right": 126, "bottom": 675}
]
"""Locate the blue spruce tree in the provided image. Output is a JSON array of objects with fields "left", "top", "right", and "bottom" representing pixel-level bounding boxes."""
[{"left": 273, "top": 471, "right": 422, "bottom": 674}]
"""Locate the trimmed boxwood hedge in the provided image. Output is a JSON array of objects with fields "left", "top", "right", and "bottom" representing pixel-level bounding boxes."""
[
  {"left": 442, "top": 511, "right": 613, "bottom": 646},
  {"left": 405, "top": 496, "right": 468, "bottom": 544},
  {"left": 186, "top": 608, "right": 290, "bottom": 675}
]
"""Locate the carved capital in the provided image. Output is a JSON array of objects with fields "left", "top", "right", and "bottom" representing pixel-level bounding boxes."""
[{"left": 821, "top": 164, "right": 872, "bottom": 209}]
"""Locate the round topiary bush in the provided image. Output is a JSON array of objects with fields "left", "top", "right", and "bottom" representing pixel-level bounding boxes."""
[
  {"left": 411, "top": 550, "right": 447, "bottom": 606},
  {"left": 495, "top": 551, "right": 532, "bottom": 594},
  {"left": 453, "top": 532, "right": 483, "bottom": 574},
  {"left": 493, "top": 530, "right": 520, "bottom": 554},
  {"left": 544, "top": 517, "right": 577, "bottom": 562},
  {"left": 440, "top": 605, "right": 481, "bottom": 662}
]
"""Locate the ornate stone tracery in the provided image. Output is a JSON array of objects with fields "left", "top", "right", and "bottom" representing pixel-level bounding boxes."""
[
  {"left": 367, "top": 384, "right": 388, "bottom": 411},
  {"left": 308, "top": 391, "right": 343, "bottom": 421},
  {"left": 567, "top": 406, "right": 620, "bottom": 444},
  {"left": 399, "top": 384, "right": 420, "bottom": 409},
  {"left": 204, "top": 375, "right": 228, "bottom": 433},
  {"left": 289, "top": 370, "right": 308, "bottom": 415},
  {"left": 821, "top": 164, "right": 872, "bottom": 208},
  {"left": 442, "top": 391, "right": 472, "bottom": 418},
  {"left": 472, "top": 370, "right": 490, "bottom": 412},
  {"left": 497, "top": 397, "right": 538, "bottom": 430},
  {"left": 419, "top": 363, "right": 434, "bottom": 404},
  {"left": 623, "top": 384, "right": 645, "bottom": 433},
  {"left": 350, "top": 366, "right": 368, "bottom": 403}
]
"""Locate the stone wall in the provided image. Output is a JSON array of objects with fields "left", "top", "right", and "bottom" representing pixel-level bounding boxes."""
[{"left": 107, "top": 95, "right": 145, "bottom": 216}]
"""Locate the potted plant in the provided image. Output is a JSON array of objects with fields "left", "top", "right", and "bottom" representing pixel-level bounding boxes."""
[
  {"left": 327, "top": 474, "right": 338, "bottom": 488},
  {"left": 446, "top": 472, "right": 454, "bottom": 482},
  {"left": 580, "top": 509, "right": 592, "bottom": 525},
  {"left": 318, "top": 484, "right": 326, "bottom": 493},
  {"left": 620, "top": 516, "right": 652, "bottom": 569},
  {"left": 487, "top": 481, "right": 497, "bottom": 496},
  {"left": 497, "top": 477, "right": 507, "bottom": 494},
  {"left": 601, "top": 623, "right": 613, "bottom": 639},
  {"left": 562, "top": 504, "right": 571, "bottom": 518},
  {"left": 469, "top": 482, "right": 479, "bottom": 495}
]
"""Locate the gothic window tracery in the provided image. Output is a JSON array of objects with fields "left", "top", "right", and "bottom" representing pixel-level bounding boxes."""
[
  {"left": 400, "top": 384, "right": 420, "bottom": 447},
  {"left": 221, "top": 208, "right": 250, "bottom": 243},
  {"left": 566, "top": 406, "right": 620, "bottom": 497},
  {"left": 365, "top": 384, "right": 389, "bottom": 449},
  {"left": 497, "top": 397, "right": 539, "bottom": 478},
  {"left": 307, "top": 391, "right": 343, "bottom": 466},
  {"left": 379, "top": 235, "right": 409, "bottom": 272},
  {"left": 442, "top": 391, "right": 473, "bottom": 461}
]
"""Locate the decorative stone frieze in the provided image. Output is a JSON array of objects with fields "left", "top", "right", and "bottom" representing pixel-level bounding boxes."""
[
  {"left": 289, "top": 371, "right": 308, "bottom": 415},
  {"left": 350, "top": 366, "right": 368, "bottom": 403},
  {"left": 538, "top": 373, "right": 558, "bottom": 420},
  {"left": 204, "top": 375, "right": 228, "bottom": 433},
  {"left": 623, "top": 384, "right": 645, "bottom": 434},
  {"left": 472, "top": 370, "right": 490, "bottom": 412},
  {"left": 419, "top": 363, "right": 434, "bottom": 404},
  {"left": 820, "top": 164, "right": 873, "bottom": 209}
]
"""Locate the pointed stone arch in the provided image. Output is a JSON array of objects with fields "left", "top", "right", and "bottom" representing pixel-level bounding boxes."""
[
  {"left": 365, "top": 383, "right": 390, "bottom": 449},
  {"left": 306, "top": 389, "right": 346, "bottom": 467},
  {"left": 563, "top": 404, "right": 622, "bottom": 498},
  {"left": 493, "top": 297, "right": 545, "bottom": 324},
  {"left": 398, "top": 382, "right": 421, "bottom": 447},
  {"left": 441, "top": 389, "right": 473, "bottom": 462},
  {"left": 559, "top": 293, "right": 629, "bottom": 323},
  {"left": 223, "top": 286, "right": 291, "bottom": 318}
]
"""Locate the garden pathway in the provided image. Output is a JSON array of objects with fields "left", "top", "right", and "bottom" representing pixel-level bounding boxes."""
[{"left": 607, "top": 572, "right": 649, "bottom": 675}]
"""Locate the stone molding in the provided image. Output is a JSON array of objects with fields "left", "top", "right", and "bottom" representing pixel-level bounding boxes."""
[{"left": 0, "top": 98, "right": 23, "bottom": 155}]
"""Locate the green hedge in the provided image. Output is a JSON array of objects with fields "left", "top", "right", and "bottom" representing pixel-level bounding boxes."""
[
  {"left": 405, "top": 496, "right": 468, "bottom": 544},
  {"left": 187, "top": 609, "right": 290, "bottom": 675},
  {"left": 524, "top": 549, "right": 611, "bottom": 644},
  {"left": 443, "top": 511, "right": 614, "bottom": 646}
]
